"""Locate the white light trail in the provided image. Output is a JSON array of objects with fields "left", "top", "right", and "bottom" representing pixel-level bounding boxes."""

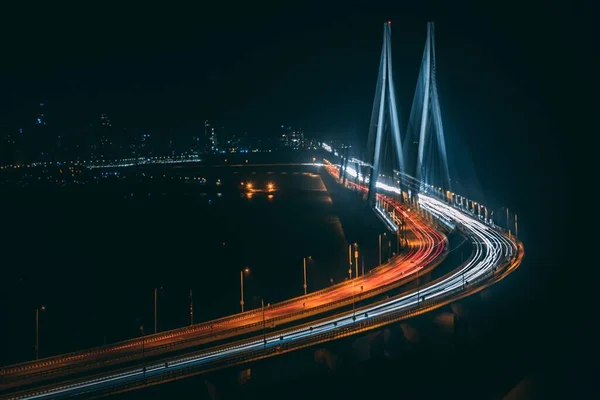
[{"left": 12, "top": 190, "right": 519, "bottom": 400}]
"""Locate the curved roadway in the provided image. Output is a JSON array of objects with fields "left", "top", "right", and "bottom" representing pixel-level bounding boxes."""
[
  {"left": 1, "top": 190, "right": 446, "bottom": 392},
  {"left": 1, "top": 191, "right": 523, "bottom": 400}
]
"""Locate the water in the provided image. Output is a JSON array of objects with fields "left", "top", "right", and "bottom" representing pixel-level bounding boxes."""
[{"left": 0, "top": 161, "right": 387, "bottom": 366}]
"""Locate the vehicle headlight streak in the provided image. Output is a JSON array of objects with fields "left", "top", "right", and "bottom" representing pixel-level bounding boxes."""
[{"left": 10, "top": 187, "right": 517, "bottom": 400}]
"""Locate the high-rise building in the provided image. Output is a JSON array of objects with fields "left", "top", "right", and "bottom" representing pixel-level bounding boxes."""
[
  {"left": 205, "top": 120, "right": 218, "bottom": 152},
  {"left": 279, "top": 125, "right": 304, "bottom": 149}
]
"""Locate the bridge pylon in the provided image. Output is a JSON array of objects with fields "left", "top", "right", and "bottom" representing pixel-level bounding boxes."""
[
  {"left": 406, "top": 22, "right": 452, "bottom": 196},
  {"left": 366, "top": 21, "right": 405, "bottom": 206}
]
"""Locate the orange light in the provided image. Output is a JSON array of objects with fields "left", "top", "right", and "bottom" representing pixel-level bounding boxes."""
[{"left": 267, "top": 194, "right": 274, "bottom": 199}]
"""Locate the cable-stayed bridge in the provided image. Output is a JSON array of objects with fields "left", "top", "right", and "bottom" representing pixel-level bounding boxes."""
[{"left": 0, "top": 22, "right": 523, "bottom": 400}]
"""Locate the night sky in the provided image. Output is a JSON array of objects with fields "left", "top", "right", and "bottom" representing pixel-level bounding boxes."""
[{"left": 0, "top": 1, "right": 577, "bottom": 221}]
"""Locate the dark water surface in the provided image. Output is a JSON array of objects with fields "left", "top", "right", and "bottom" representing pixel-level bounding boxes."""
[{"left": 1, "top": 163, "right": 387, "bottom": 366}]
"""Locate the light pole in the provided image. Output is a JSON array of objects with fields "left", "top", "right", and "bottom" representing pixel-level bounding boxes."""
[
  {"left": 35, "top": 305, "right": 46, "bottom": 360},
  {"left": 303, "top": 256, "right": 311, "bottom": 295},
  {"left": 353, "top": 243, "right": 359, "bottom": 278},
  {"left": 378, "top": 233, "right": 387, "bottom": 265},
  {"left": 348, "top": 244, "right": 352, "bottom": 279},
  {"left": 240, "top": 268, "right": 250, "bottom": 313}
]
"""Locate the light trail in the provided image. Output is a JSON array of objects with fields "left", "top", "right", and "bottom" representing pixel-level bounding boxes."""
[
  {"left": 0, "top": 181, "right": 445, "bottom": 393},
  {"left": 1, "top": 173, "right": 521, "bottom": 400}
]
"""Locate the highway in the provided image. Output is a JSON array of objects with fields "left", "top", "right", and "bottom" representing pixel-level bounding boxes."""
[
  {"left": 1, "top": 191, "right": 446, "bottom": 393},
  {"left": 0, "top": 189, "right": 522, "bottom": 400}
]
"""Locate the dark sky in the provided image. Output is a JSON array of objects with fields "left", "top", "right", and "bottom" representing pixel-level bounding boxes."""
[{"left": 0, "top": 1, "right": 582, "bottom": 204}]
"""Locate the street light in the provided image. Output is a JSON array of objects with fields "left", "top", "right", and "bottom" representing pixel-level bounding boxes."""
[
  {"left": 240, "top": 268, "right": 250, "bottom": 313},
  {"left": 35, "top": 305, "right": 46, "bottom": 360},
  {"left": 378, "top": 232, "right": 387, "bottom": 265},
  {"left": 348, "top": 244, "right": 352, "bottom": 279},
  {"left": 353, "top": 243, "right": 359, "bottom": 278},
  {"left": 303, "top": 256, "right": 311, "bottom": 295}
]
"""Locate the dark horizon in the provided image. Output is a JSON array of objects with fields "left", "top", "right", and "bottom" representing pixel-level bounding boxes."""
[{"left": 1, "top": 3, "right": 573, "bottom": 203}]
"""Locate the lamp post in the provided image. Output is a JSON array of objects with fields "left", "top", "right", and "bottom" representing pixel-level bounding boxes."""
[
  {"left": 240, "top": 268, "right": 250, "bottom": 312},
  {"left": 303, "top": 256, "right": 311, "bottom": 295},
  {"left": 378, "top": 233, "right": 387, "bottom": 265},
  {"left": 35, "top": 305, "right": 46, "bottom": 360},
  {"left": 353, "top": 243, "right": 359, "bottom": 278},
  {"left": 348, "top": 244, "right": 352, "bottom": 279}
]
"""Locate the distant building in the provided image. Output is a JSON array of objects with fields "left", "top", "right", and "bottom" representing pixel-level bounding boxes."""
[
  {"left": 205, "top": 120, "right": 218, "bottom": 152},
  {"left": 35, "top": 101, "right": 47, "bottom": 126},
  {"left": 100, "top": 113, "right": 112, "bottom": 127},
  {"left": 279, "top": 125, "right": 304, "bottom": 149}
]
